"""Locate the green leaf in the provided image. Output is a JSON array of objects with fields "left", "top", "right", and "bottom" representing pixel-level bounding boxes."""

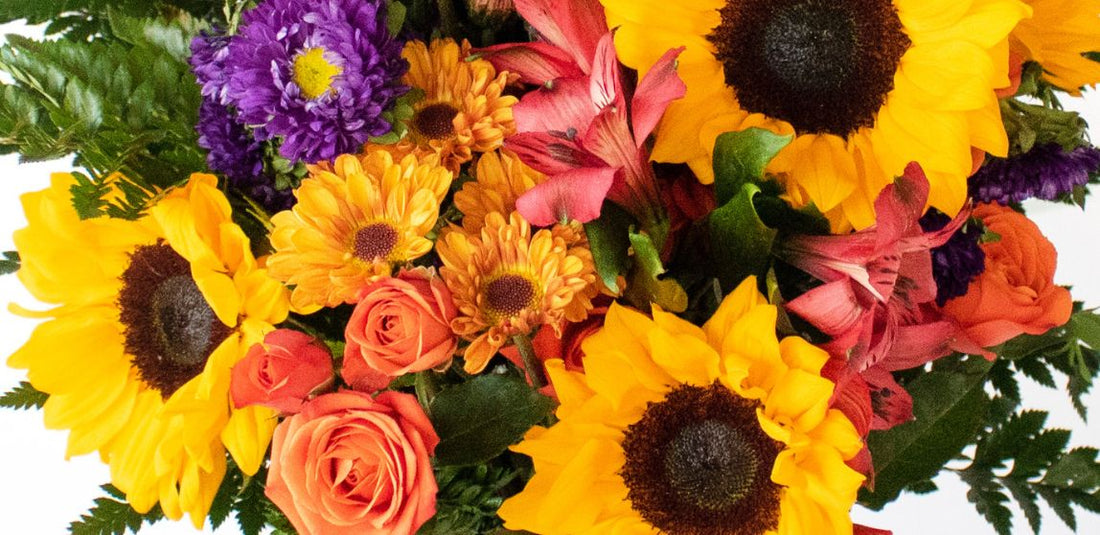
[
  {"left": 1043, "top": 448, "right": 1100, "bottom": 489},
  {"left": 711, "top": 127, "right": 792, "bottom": 206},
  {"left": 0, "top": 250, "right": 19, "bottom": 275},
  {"left": 235, "top": 474, "right": 267, "bottom": 535},
  {"left": 386, "top": 0, "right": 407, "bottom": 36},
  {"left": 583, "top": 202, "right": 634, "bottom": 293},
  {"left": 706, "top": 182, "right": 777, "bottom": 292},
  {"left": 69, "top": 484, "right": 163, "bottom": 535},
  {"left": 859, "top": 362, "right": 992, "bottom": 510},
  {"left": 429, "top": 374, "right": 553, "bottom": 466},
  {"left": 0, "top": 381, "right": 48, "bottom": 410},
  {"left": 624, "top": 230, "right": 688, "bottom": 313}
]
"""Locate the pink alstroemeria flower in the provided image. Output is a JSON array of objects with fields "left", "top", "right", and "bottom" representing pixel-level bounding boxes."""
[
  {"left": 479, "top": 0, "right": 685, "bottom": 229},
  {"left": 775, "top": 163, "right": 977, "bottom": 433}
]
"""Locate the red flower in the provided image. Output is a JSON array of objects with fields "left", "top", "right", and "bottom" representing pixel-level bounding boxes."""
[{"left": 775, "top": 163, "right": 970, "bottom": 433}]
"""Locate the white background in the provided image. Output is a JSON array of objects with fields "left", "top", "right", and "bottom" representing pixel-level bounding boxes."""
[{"left": 1, "top": 21, "right": 1099, "bottom": 535}]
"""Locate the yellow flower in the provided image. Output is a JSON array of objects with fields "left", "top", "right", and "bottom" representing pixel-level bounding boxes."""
[
  {"left": 600, "top": 0, "right": 1030, "bottom": 230},
  {"left": 267, "top": 148, "right": 453, "bottom": 313},
  {"left": 498, "top": 277, "right": 864, "bottom": 535},
  {"left": 398, "top": 38, "right": 517, "bottom": 173},
  {"left": 9, "top": 174, "right": 289, "bottom": 528},
  {"left": 454, "top": 149, "right": 546, "bottom": 233},
  {"left": 437, "top": 212, "right": 597, "bottom": 374},
  {"left": 1011, "top": 0, "right": 1100, "bottom": 94}
]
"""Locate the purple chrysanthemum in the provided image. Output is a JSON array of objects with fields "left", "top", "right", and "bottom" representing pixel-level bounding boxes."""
[
  {"left": 190, "top": 29, "right": 232, "bottom": 105},
  {"left": 969, "top": 143, "right": 1100, "bottom": 204},
  {"left": 197, "top": 99, "right": 295, "bottom": 212},
  {"left": 919, "top": 210, "right": 986, "bottom": 306},
  {"left": 224, "top": 0, "right": 408, "bottom": 164}
]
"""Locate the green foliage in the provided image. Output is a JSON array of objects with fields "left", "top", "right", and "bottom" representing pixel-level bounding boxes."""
[
  {"left": 710, "top": 128, "right": 792, "bottom": 205},
  {"left": 859, "top": 359, "right": 993, "bottom": 510},
  {"left": 706, "top": 182, "right": 777, "bottom": 292},
  {"left": 0, "top": 250, "right": 19, "bottom": 275},
  {"left": 203, "top": 458, "right": 275, "bottom": 535},
  {"left": 956, "top": 408, "right": 1100, "bottom": 534},
  {"left": 583, "top": 202, "right": 634, "bottom": 294},
  {"left": 69, "top": 484, "right": 163, "bottom": 535},
  {"left": 1000, "top": 97, "right": 1089, "bottom": 155},
  {"left": 624, "top": 230, "right": 688, "bottom": 313},
  {"left": 0, "top": 0, "right": 222, "bottom": 41},
  {"left": 0, "top": 381, "right": 48, "bottom": 409},
  {"left": 418, "top": 460, "right": 531, "bottom": 534},
  {"left": 429, "top": 374, "right": 554, "bottom": 466},
  {"left": 0, "top": 11, "right": 205, "bottom": 193},
  {"left": 996, "top": 305, "right": 1100, "bottom": 420}
]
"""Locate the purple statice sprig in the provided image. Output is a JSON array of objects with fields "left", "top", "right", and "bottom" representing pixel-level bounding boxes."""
[
  {"left": 970, "top": 143, "right": 1100, "bottom": 205},
  {"left": 223, "top": 0, "right": 409, "bottom": 164},
  {"left": 919, "top": 209, "right": 986, "bottom": 306}
]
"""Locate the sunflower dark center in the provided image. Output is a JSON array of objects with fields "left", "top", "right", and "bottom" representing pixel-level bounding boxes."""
[
  {"left": 709, "top": 0, "right": 910, "bottom": 136},
  {"left": 413, "top": 103, "right": 459, "bottom": 139},
  {"left": 484, "top": 274, "right": 537, "bottom": 318},
  {"left": 119, "top": 243, "right": 231, "bottom": 398},
  {"left": 620, "top": 383, "right": 783, "bottom": 535},
  {"left": 353, "top": 222, "right": 399, "bottom": 262}
]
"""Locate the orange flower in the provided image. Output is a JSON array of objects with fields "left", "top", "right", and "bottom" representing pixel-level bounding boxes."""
[
  {"left": 436, "top": 212, "right": 597, "bottom": 374},
  {"left": 265, "top": 391, "right": 439, "bottom": 535},
  {"left": 342, "top": 268, "right": 459, "bottom": 392},
  {"left": 941, "top": 204, "right": 1072, "bottom": 349},
  {"left": 230, "top": 329, "right": 334, "bottom": 414}
]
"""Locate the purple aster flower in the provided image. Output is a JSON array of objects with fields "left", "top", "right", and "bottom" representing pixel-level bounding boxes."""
[
  {"left": 969, "top": 143, "right": 1100, "bottom": 205},
  {"left": 197, "top": 99, "right": 295, "bottom": 213},
  {"left": 919, "top": 209, "right": 986, "bottom": 306},
  {"left": 190, "top": 29, "right": 232, "bottom": 105},
  {"left": 224, "top": 0, "right": 408, "bottom": 164}
]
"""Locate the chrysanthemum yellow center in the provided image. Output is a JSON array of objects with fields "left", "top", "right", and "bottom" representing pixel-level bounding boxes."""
[
  {"left": 482, "top": 272, "right": 539, "bottom": 320},
  {"left": 293, "top": 47, "right": 342, "bottom": 100},
  {"left": 353, "top": 222, "right": 400, "bottom": 262},
  {"left": 118, "top": 243, "right": 231, "bottom": 398},
  {"left": 413, "top": 102, "right": 459, "bottom": 140},
  {"left": 620, "top": 383, "right": 782, "bottom": 535},
  {"left": 709, "top": 0, "right": 910, "bottom": 136}
]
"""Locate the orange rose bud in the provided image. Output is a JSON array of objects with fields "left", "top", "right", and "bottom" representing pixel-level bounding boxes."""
[
  {"left": 265, "top": 391, "right": 439, "bottom": 535},
  {"left": 342, "top": 268, "right": 458, "bottom": 392},
  {"left": 230, "top": 329, "right": 334, "bottom": 414},
  {"left": 941, "top": 204, "right": 1072, "bottom": 350}
]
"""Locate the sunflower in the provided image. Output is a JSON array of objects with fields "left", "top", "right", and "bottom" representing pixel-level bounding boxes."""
[
  {"left": 498, "top": 277, "right": 864, "bottom": 534},
  {"left": 600, "top": 0, "right": 1031, "bottom": 230},
  {"left": 9, "top": 173, "right": 289, "bottom": 527},
  {"left": 437, "top": 212, "right": 597, "bottom": 374},
  {"left": 453, "top": 149, "right": 546, "bottom": 233},
  {"left": 266, "top": 148, "right": 453, "bottom": 313},
  {"left": 1010, "top": 0, "right": 1100, "bottom": 94},
  {"left": 397, "top": 38, "right": 517, "bottom": 173}
]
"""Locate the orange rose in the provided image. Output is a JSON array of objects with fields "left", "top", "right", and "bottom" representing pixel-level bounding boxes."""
[
  {"left": 343, "top": 268, "right": 458, "bottom": 391},
  {"left": 230, "top": 329, "right": 333, "bottom": 413},
  {"left": 265, "top": 390, "right": 439, "bottom": 535},
  {"left": 941, "top": 203, "right": 1072, "bottom": 349}
]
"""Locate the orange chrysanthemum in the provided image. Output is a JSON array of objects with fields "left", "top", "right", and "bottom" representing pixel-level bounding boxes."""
[
  {"left": 437, "top": 212, "right": 597, "bottom": 374},
  {"left": 267, "top": 149, "right": 453, "bottom": 313},
  {"left": 397, "top": 38, "right": 517, "bottom": 173},
  {"left": 453, "top": 149, "right": 546, "bottom": 233}
]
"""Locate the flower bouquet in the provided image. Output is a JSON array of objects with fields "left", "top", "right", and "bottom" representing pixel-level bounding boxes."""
[{"left": 1, "top": 0, "right": 1100, "bottom": 533}]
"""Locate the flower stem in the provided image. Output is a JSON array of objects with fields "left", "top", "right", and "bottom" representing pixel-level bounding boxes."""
[{"left": 512, "top": 332, "right": 546, "bottom": 390}]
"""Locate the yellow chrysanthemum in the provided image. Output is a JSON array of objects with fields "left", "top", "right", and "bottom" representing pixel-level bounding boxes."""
[
  {"left": 600, "top": 0, "right": 1031, "bottom": 230},
  {"left": 397, "top": 38, "right": 517, "bottom": 173},
  {"left": 267, "top": 148, "right": 453, "bottom": 313},
  {"left": 454, "top": 149, "right": 546, "bottom": 233},
  {"left": 9, "top": 173, "right": 289, "bottom": 528},
  {"left": 498, "top": 277, "right": 864, "bottom": 535},
  {"left": 437, "top": 212, "right": 597, "bottom": 374},
  {"left": 1010, "top": 0, "right": 1100, "bottom": 94}
]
